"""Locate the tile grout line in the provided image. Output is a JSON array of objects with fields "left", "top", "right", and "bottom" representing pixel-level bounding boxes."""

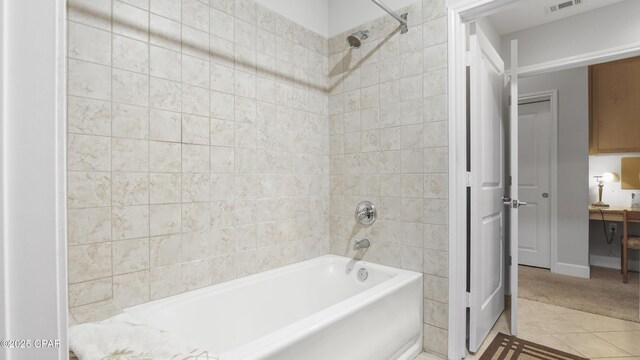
[
  {"left": 109, "top": 0, "right": 115, "bottom": 310},
  {"left": 147, "top": 0, "right": 151, "bottom": 305}
]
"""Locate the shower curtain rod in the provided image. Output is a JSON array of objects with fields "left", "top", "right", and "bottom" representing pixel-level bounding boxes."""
[{"left": 370, "top": 0, "right": 409, "bottom": 34}]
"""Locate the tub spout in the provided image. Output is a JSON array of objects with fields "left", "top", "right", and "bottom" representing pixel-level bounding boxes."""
[{"left": 354, "top": 238, "right": 371, "bottom": 251}]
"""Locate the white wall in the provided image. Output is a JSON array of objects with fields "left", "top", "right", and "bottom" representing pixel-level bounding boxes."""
[
  {"left": 501, "top": 0, "right": 640, "bottom": 69},
  {"left": 519, "top": 67, "right": 590, "bottom": 277},
  {"left": 477, "top": 16, "right": 501, "bottom": 52},
  {"left": 589, "top": 154, "right": 640, "bottom": 208},
  {"left": 256, "top": 0, "right": 330, "bottom": 36},
  {"left": 2, "top": 0, "right": 68, "bottom": 358},
  {"left": 327, "top": 0, "right": 419, "bottom": 37}
]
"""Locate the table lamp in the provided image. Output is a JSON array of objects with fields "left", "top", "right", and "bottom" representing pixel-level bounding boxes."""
[{"left": 591, "top": 172, "right": 620, "bottom": 208}]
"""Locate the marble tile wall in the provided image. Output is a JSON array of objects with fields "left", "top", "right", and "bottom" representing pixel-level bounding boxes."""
[
  {"left": 66, "top": 0, "right": 330, "bottom": 322},
  {"left": 67, "top": 0, "right": 449, "bottom": 356},
  {"left": 327, "top": 0, "right": 449, "bottom": 355}
]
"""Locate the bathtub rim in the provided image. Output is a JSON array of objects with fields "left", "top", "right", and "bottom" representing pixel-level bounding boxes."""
[
  {"left": 124, "top": 254, "right": 423, "bottom": 359},
  {"left": 224, "top": 259, "right": 423, "bottom": 360},
  {"left": 126, "top": 254, "right": 420, "bottom": 319}
]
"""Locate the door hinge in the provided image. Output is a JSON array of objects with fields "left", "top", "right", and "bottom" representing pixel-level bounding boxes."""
[
  {"left": 465, "top": 292, "right": 471, "bottom": 308},
  {"left": 509, "top": 175, "right": 512, "bottom": 186},
  {"left": 509, "top": 255, "right": 512, "bottom": 266},
  {"left": 466, "top": 171, "right": 472, "bottom": 187},
  {"left": 508, "top": 95, "right": 512, "bottom": 106}
]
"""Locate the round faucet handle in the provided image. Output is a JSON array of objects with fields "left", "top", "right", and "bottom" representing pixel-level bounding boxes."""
[{"left": 355, "top": 201, "right": 377, "bottom": 226}]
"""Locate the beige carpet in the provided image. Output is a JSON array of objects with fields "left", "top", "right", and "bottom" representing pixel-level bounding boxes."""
[{"left": 519, "top": 265, "right": 639, "bottom": 322}]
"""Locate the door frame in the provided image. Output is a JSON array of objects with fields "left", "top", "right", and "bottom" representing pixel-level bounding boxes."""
[
  {"left": 1, "top": 0, "right": 68, "bottom": 358},
  {"left": 518, "top": 90, "right": 558, "bottom": 273},
  {"left": 446, "top": 1, "right": 640, "bottom": 359}
]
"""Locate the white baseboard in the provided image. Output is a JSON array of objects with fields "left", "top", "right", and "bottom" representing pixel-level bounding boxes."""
[
  {"left": 553, "top": 262, "right": 590, "bottom": 278},
  {"left": 590, "top": 254, "right": 640, "bottom": 272}
]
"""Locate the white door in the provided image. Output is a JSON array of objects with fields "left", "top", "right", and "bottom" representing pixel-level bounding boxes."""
[
  {"left": 508, "top": 39, "right": 519, "bottom": 336},
  {"left": 468, "top": 24, "right": 506, "bottom": 352},
  {"left": 518, "top": 100, "right": 552, "bottom": 269}
]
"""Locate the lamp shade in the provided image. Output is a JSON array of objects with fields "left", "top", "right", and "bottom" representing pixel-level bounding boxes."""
[{"left": 602, "top": 172, "right": 620, "bottom": 182}]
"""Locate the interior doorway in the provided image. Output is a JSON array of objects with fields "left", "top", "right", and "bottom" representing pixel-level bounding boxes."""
[
  {"left": 517, "top": 93, "right": 557, "bottom": 269},
  {"left": 447, "top": 0, "right": 640, "bottom": 358}
]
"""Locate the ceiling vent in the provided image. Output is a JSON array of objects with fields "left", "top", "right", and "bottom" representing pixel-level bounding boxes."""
[{"left": 547, "top": 0, "right": 583, "bottom": 14}]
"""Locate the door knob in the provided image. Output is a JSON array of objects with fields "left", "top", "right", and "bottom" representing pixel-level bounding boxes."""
[
  {"left": 542, "top": 192, "right": 549, "bottom": 198},
  {"left": 503, "top": 197, "right": 526, "bottom": 208}
]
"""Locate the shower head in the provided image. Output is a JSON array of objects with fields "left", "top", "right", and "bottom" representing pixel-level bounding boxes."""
[{"left": 347, "top": 30, "right": 370, "bottom": 48}]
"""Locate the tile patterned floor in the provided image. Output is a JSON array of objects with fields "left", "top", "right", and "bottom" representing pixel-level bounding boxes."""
[{"left": 463, "top": 298, "right": 640, "bottom": 359}]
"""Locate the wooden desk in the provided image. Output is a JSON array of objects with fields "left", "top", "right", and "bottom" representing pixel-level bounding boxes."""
[
  {"left": 589, "top": 207, "right": 640, "bottom": 222},
  {"left": 590, "top": 207, "right": 640, "bottom": 283}
]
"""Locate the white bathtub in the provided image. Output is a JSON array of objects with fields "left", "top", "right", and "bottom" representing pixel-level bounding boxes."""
[{"left": 126, "top": 255, "right": 423, "bottom": 360}]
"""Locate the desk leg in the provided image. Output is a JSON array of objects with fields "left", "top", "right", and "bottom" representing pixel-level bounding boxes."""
[
  {"left": 623, "top": 241, "right": 629, "bottom": 283},
  {"left": 623, "top": 214, "right": 629, "bottom": 283}
]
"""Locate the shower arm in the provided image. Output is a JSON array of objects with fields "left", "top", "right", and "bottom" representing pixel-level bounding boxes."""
[{"left": 370, "top": 0, "right": 409, "bottom": 34}]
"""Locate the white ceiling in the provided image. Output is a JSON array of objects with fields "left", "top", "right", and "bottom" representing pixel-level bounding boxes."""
[{"left": 487, "top": 0, "right": 626, "bottom": 35}]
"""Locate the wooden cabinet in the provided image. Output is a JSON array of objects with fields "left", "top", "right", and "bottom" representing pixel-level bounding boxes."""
[{"left": 589, "top": 56, "right": 640, "bottom": 154}]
